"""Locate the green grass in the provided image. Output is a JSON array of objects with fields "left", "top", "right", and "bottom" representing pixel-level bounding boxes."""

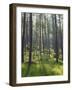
[
  {"left": 22, "top": 63, "right": 63, "bottom": 77},
  {"left": 22, "top": 59, "right": 63, "bottom": 77},
  {"left": 22, "top": 50, "right": 63, "bottom": 77}
]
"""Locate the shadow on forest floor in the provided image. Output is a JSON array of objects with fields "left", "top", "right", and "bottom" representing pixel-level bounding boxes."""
[{"left": 22, "top": 59, "right": 63, "bottom": 77}]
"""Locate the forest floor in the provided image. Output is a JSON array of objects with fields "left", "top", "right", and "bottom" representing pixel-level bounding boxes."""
[{"left": 22, "top": 52, "right": 63, "bottom": 77}]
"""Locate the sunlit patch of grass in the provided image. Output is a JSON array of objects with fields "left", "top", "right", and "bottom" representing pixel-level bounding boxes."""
[
  {"left": 22, "top": 51, "right": 63, "bottom": 77},
  {"left": 52, "top": 65, "right": 63, "bottom": 75},
  {"left": 22, "top": 63, "right": 28, "bottom": 77},
  {"left": 22, "top": 62, "right": 63, "bottom": 77}
]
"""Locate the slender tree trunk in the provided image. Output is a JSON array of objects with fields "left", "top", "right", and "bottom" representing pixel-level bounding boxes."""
[
  {"left": 42, "top": 15, "right": 44, "bottom": 53},
  {"left": 52, "top": 15, "right": 55, "bottom": 52},
  {"left": 27, "top": 14, "right": 30, "bottom": 48},
  {"left": 29, "top": 13, "right": 32, "bottom": 64},
  {"left": 52, "top": 15, "right": 59, "bottom": 63},
  {"left": 55, "top": 15, "right": 58, "bottom": 63},
  {"left": 47, "top": 15, "right": 50, "bottom": 58},
  {"left": 26, "top": 14, "right": 29, "bottom": 47},
  {"left": 44, "top": 14, "right": 47, "bottom": 49},
  {"left": 35, "top": 14, "right": 38, "bottom": 55},
  {"left": 59, "top": 15, "right": 63, "bottom": 60},
  {"left": 39, "top": 14, "right": 42, "bottom": 56},
  {"left": 22, "top": 13, "right": 26, "bottom": 63}
]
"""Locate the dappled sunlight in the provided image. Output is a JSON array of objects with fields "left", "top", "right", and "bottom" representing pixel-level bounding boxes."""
[
  {"left": 21, "top": 13, "right": 63, "bottom": 77},
  {"left": 22, "top": 59, "right": 63, "bottom": 77}
]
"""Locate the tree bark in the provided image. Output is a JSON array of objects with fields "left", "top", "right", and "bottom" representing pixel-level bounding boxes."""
[
  {"left": 22, "top": 13, "right": 26, "bottom": 63},
  {"left": 55, "top": 15, "right": 59, "bottom": 63},
  {"left": 39, "top": 14, "right": 42, "bottom": 56},
  {"left": 47, "top": 15, "right": 50, "bottom": 58},
  {"left": 59, "top": 15, "right": 63, "bottom": 60},
  {"left": 52, "top": 15, "right": 59, "bottom": 63},
  {"left": 29, "top": 13, "right": 32, "bottom": 64}
]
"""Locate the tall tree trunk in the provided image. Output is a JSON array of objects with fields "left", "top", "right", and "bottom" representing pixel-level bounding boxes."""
[
  {"left": 52, "top": 15, "right": 55, "bottom": 52},
  {"left": 29, "top": 13, "right": 32, "bottom": 64},
  {"left": 36, "top": 14, "right": 38, "bottom": 55},
  {"left": 39, "top": 14, "right": 42, "bottom": 56},
  {"left": 26, "top": 14, "right": 29, "bottom": 47},
  {"left": 22, "top": 13, "right": 26, "bottom": 63},
  {"left": 55, "top": 15, "right": 58, "bottom": 63},
  {"left": 47, "top": 15, "right": 50, "bottom": 58},
  {"left": 52, "top": 15, "right": 59, "bottom": 63},
  {"left": 44, "top": 14, "right": 47, "bottom": 49},
  {"left": 59, "top": 15, "right": 63, "bottom": 60},
  {"left": 42, "top": 15, "right": 44, "bottom": 53}
]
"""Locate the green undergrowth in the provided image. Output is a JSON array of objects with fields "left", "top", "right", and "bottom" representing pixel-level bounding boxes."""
[{"left": 22, "top": 60, "right": 63, "bottom": 77}]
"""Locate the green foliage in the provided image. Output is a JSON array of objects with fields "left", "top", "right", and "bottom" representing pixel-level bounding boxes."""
[
  {"left": 24, "top": 51, "right": 29, "bottom": 62},
  {"left": 49, "top": 48, "right": 55, "bottom": 61},
  {"left": 21, "top": 13, "right": 63, "bottom": 77},
  {"left": 22, "top": 62, "right": 63, "bottom": 77},
  {"left": 22, "top": 50, "right": 63, "bottom": 77}
]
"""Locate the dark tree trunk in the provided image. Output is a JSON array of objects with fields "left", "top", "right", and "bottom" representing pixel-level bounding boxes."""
[
  {"left": 36, "top": 14, "right": 38, "bottom": 55},
  {"left": 44, "top": 14, "right": 47, "bottom": 49},
  {"left": 42, "top": 14, "right": 44, "bottom": 53},
  {"left": 39, "top": 14, "right": 42, "bottom": 56},
  {"left": 26, "top": 15, "right": 29, "bottom": 46},
  {"left": 59, "top": 15, "right": 63, "bottom": 60},
  {"left": 61, "top": 28, "right": 63, "bottom": 60},
  {"left": 55, "top": 15, "right": 59, "bottom": 63},
  {"left": 22, "top": 13, "right": 26, "bottom": 63},
  {"left": 52, "top": 15, "right": 55, "bottom": 52},
  {"left": 29, "top": 13, "right": 32, "bottom": 64},
  {"left": 47, "top": 15, "right": 50, "bottom": 58},
  {"left": 52, "top": 15, "right": 59, "bottom": 63}
]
